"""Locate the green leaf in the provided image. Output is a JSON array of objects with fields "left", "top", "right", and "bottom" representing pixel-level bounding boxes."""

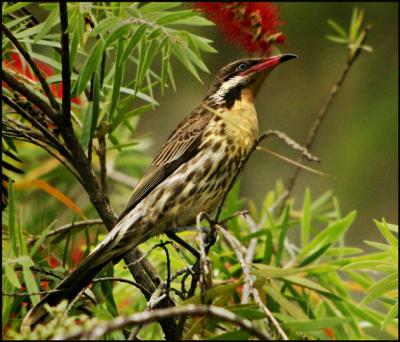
[
  {"left": 14, "top": 255, "right": 34, "bottom": 267},
  {"left": 7, "top": 182, "right": 17, "bottom": 257},
  {"left": 15, "top": 22, "right": 45, "bottom": 39},
  {"left": 211, "top": 330, "right": 251, "bottom": 340},
  {"left": 301, "top": 188, "right": 311, "bottom": 247},
  {"left": 139, "top": 2, "right": 182, "bottom": 14},
  {"left": 173, "top": 44, "right": 202, "bottom": 83},
  {"left": 172, "top": 16, "right": 214, "bottom": 26},
  {"left": 155, "top": 10, "right": 197, "bottom": 25},
  {"left": 327, "top": 19, "right": 348, "bottom": 38},
  {"left": 282, "top": 317, "right": 351, "bottom": 331},
  {"left": 326, "top": 35, "right": 348, "bottom": 44},
  {"left": 109, "top": 39, "right": 126, "bottom": 126},
  {"left": 185, "top": 47, "right": 210, "bottom": 73},
  {"left": 298, "top": 243, "right": 331, "bottom": 267},
  {"left": 22, "top": 266, "right": 40, "bottom": 305},
  {"left": 360, "top": 273, "right": 398, "bottom": 306},
  {"left": 104, "top": 23, "right": 131, "bottom": 47},
  {"left": 160, "top": 43, "right": 170, "bottom": 95},
  {"left": 34, "top": 7, "right": 59, "bottom": 43},
  {"left": 75, "top": 39, "right": 105, "bottom": 95},
  {"left": 189, "top": 33, "right": 217, "bottom": 53},
  {"left": 284, "top": 275, "right": 341, "bottom": 299},
  {"left": 29, "top": 222, "right": 55, "bottom": 258},
  {"left": 121, "top": 24, "right": 147, "bottom": 62},
  {"left": 125, "top": 104, "right": 153, "bottom": 118},
  {"left": 4, "top": 264, "right": 21, "bottom": 288},
  {"left": 263, "top": 230, "right": 273, "bottom": 265},
  {"left": 374, "top": 219, "right": 398, "bottom": 246},
  {"left": 276, "top": 206, "right": 289, "bottom": 266},
  {"left": 297, "top": 211, "right": 356, "bottom": 262},
  {"left": 89, "top": 17, "right": 123, "bottom": 37},
  {"left": 3, "top": 16, "right": 31, "bottom": 31},
  {"left": 382, "top": 299, "right": 398, "bottom": 328},
  {"left": 81, "top": 70, "right": 100, "bottom": 149},
  {"left": 3, "top": 2, "right": 32, "bottom": 15},
  {"left": 229, "top": 304, "right": 265, "bottom": 320},
  {"left": 102, "top": 85, "right": 159, "bottom": 105}
]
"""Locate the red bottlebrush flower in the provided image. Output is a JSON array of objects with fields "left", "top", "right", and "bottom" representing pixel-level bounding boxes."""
[
  {"left": 45, "top": 255, "right": 60, "bottom": 269},
  {"left": 71, "top": 246, "right": 84, "bottom": 265},
  {"left": 3, "top": 52, "right": 81, "bottom": 104},
  {"left": 193, "top": 2, "right": 285, "bottom": 55}
]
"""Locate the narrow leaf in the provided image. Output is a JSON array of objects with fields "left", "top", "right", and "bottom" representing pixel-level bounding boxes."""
[{"left": 31, "top": 179, "right": 85, "bottom": 218}]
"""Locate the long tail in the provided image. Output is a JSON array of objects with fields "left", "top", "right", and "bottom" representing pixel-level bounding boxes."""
[{"left": 22, "top": 218, "right": 143, "bottom": 329}]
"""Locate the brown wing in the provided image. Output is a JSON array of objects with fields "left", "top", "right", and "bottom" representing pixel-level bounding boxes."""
[{"left": 116, "top": 108, "right": 212, "bottom": 222}]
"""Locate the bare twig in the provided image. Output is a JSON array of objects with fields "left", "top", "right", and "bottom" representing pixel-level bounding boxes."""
[
  {"left": 196, "top": 213, "right": 211, "bottom": 304},
  {"left": 159, "top": 242, "right": 171, "bottom": 291},
  {"left": 92, "top": 277, "right": 150, "bottom": 297},
  {"left": 285, "top": 25, "right": 372, "bottom": 198},
  {"left": 45, "top": 219, "right": 104, "bottom": 238},
  {"left": 257, "top": 146, "right": 330, "bottom": 177},
  {"left": 1, "top": 23, "right": 59, "bottom": 110},
  {"left": 215, "top": 224, "right": 288, "bottom": 340},
  {"left": 124, "top": 241, "right": 172, "bottom": 269},
  {"left": 241, "top": 215, "right": 261, "bottom": 304},
  {"left": 98, "top": 135, "right": 109, "bottom": 198},
  {"left": 2, "top": 289, "right": 63, "bottom": 297},
  {"left": 2, "top": 69, "right": 59, "bottom": 123},
  {"left": 59, "top": 304, "right": 270, "bottom": 340},
  {"left": 2, "top": 95, "right": 69, "bottom": 159}
]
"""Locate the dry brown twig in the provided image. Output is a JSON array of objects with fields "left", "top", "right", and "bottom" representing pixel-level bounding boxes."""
[
  {"left": 284, "top": 25, "right": 372, "bottom": 200},
  {"left": 215, "top": 224, "right": 289, "bottom": 340},
  {"left": 58, "top": 304, "right": 270, "bottom": 340}
]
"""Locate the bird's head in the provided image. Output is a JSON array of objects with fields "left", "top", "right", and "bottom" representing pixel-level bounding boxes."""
[{"left": 205, "top": 54, "right": 297, "bottom": 108}]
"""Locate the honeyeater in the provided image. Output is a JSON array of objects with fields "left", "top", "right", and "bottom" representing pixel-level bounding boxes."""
[{"left": 23, "top": 53, "right": 297, "bottom": 328}]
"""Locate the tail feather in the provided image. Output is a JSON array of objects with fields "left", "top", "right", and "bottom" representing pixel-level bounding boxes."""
[
  {"left": 22, "top": 218, "right": 143, "bottom": 329},
  {"left": 22, "top": 244, "right": 113, "bottom": 328}
]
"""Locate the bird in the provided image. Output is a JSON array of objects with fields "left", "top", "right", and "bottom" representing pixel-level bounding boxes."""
[{"left": 23, "top": 53, "right": 297, "bottom": 328}]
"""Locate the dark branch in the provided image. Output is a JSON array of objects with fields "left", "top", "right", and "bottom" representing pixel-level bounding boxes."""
[
  {"left": 2, "top": 69, "right": 59, "bottom": 124},
  {"left": 59, "top": 1, "right": 71, "bottom": 122},
  {"left": 60, "top": 304, "right": 270, "bottom": 340}
]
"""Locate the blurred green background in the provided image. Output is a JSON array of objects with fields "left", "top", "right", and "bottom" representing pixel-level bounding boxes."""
[
  {"left": 137, "top": 2, "right": 398, "bottom": 245},
  {"left": 9, "top": 2, "right": 398, "bottom": 247}
]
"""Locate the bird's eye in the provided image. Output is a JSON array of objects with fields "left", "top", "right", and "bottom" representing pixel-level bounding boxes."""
[{"left": 238, "top": 63, "right": 248, "bottom": 71}]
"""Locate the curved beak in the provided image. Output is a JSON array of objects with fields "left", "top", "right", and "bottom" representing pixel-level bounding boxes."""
[{"left": 240, "top": 53, "right": 298, "bottom": 76}]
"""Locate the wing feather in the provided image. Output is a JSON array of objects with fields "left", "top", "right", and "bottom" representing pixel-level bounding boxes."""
[{"left": 116, "top": 109, "right": 211, "bottom": 222}]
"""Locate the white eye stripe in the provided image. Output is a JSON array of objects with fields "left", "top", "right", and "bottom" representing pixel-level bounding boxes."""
[{"left": 210, "top": 75, "right": 245, "bottom": 105}]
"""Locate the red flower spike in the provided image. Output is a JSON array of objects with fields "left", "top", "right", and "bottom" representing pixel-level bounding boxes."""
[
  {"left": 193, "top": 2, "right": 285, "bottom": 55},
  {"left": 3, "top": 52, "right": 81, "bottom": 104}
]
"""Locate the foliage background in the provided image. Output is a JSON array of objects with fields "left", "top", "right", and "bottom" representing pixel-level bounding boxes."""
[
  {"left": 2, "top": 1, "right": 398, "bottom": 340},
  {"left": 139, "top": 2, "right": 398, "bottom": 246}
]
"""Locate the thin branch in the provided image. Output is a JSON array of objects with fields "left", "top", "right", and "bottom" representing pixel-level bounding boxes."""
[
  {"left": 59, "top": 1, "right": 71, "bottom": 122},
  {"left": 2, "top": 94, "right": 70, "bottom": 160},
  {"left": 257, "top": 146, "right": 330, "bottom": 177},
  {"left": 92, "top": 277, "right": 151, "bottom": 297},
  {"left": 124, "top": 241, "right": 172, "bottom": 269},
  {"left": 215, "top": 224, "right": 287, "bottom": 340},
  {"left": 98, "top": 135, "right": 109, "bottom": 198},
  {"left": 59, "top": 304, "right": 270, "bottom": 340},
  {"left": 159, "top": 242, "right": 171, "bottom": 291},
  {"left": 1, "top": 22, "right": 60, "bottom": 110},
  {"left": 241, "top": 215, "right": 261, "bottom": 304},
  {"left": 2, "top": 69, "right": 59, "bottom": 123},
  {"left": 196, "top": 213, "right": 211, "bottom": 304},
  {"left": 285, "top": 25, "right": 372, "bottom": 198},
  {"left": 45, "top": 219, "right": 104, "bottom": 238}
]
